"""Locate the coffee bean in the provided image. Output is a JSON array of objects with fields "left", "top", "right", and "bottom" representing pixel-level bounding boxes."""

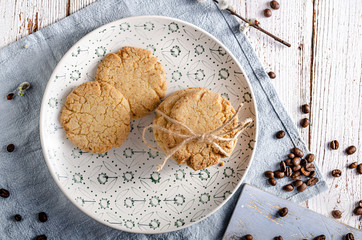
[
  {"left": 330, "top": 140, "right": 339, "bottom": 150},
  {"left": 38, "top": 212, "right": 48, "bottom": 222},
  {"left": 331, "top": 210, "right": 342, "bottom": 219},
  {"left": 300, "top": 167, "right": 310, "bottom": 177},
  {"left": 291, "top": 171, "right": 301, "bottom": 177},
  {"left": 285, "top": 159, "right": 293, "bottom": 166},
  {"left": 276, "top": 130, "right": 285, "bottom": 139},
  {"left": 0, "top": 188, "right": 10, "bottom": 198},
  {"left": 278, "top": 207, "right": 288, "bottom": 217},
  {"left": 314, "top": 235, "right": 325, "bottom": 240},
  {"left": 244, "top": 234, "right": 253, "bottom": 240},
  {"left": 283, "top": 184, "right": 294, "bottom": 192},
  {"left": 14, "top": 214, "right": 22, "bottom": 221},
  {"left": 6, "top": 144, "right": 15, "bottom": 152},
  {"left": 292, "top": 175, "right": 302, "bottom": 180},
  {"left": 358, "top": 200, "right": 362, "bottom": 208},
  {"left": 345, "top": 233, "right": 354, "bottom": 240},
  {"left": 346, "top": 146, "right": 356, "bottom": 155},
  {"left": 268, "top": 178, "right": 277, "bottom": 186},
  {"left": 270, "top": 0, "right": 280, "bottom": 10},
  {"left": 349, "top": 162, "right": 358, "bottom": 169},
  {"left": 305, "top": 154, "right": 315, "bottom": 163},
  {"left": 293, "top": 180, "right": 303, "bottom": 187},
  {"left": 300, "top": 118, "right": 310, "bottom": 128},
  {"left": 268, "top": 71, "right": 276, "bottom": 79},
  {"left": 297, "top": 183, "right": 307, "bottom": 192},
  {"left": 307, "top": 177, "right": 319, "bottom": 186},
  {"left": 274, "top": 170, "right": 285, "bottom": 179},
  {"left": 35, "top": 235, "right": 47, "bottom": 240},
  {"left": 354, "top": 207, "right": 362, "bottom": 215},
  {"left": 264, "top": 171, "right": 274, "bottom": 178},
  {"left": 301, "top": 104, "right": 310, "bottom": 113},
  {"left": 280, "top": 161, "right": 286, "bottom": 172},
  {"left": 7, "top": 93, "right": 14, "bottom": 100},
  {"left": 331, "top": 169, "right": 342, "bottom": 177},
  {"left": 292, "top": 157, "right": 301, "bottom": 166},
  {"left": 293, "top": 165, "right": 301, "bottom": 172},
  {"left": 274, "top": 236, "right": 283, "bottom": 240},
  {"left": 288, "top": 153, "right": 295, "bottom": 159},
  {"left": 264, "top": 9, "right": 272, "bottom": 17},
  {"left": 292, "top": 147, "right": 304, "bottom": 157},
  {"left": 286, "top": 167, "right": 292, "bottom": 177},
  {"left": 301, "top": 159, "right": 308, "bottom": 167},
  {"left": 305, "top": 163, "right": 315, "bottom": 172},
  {"left": 357, "top": 164, "right": 362, "bottom": 174}
]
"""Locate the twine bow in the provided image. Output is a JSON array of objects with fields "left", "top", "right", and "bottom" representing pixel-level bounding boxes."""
[{"left": 142, "top": 103, "right": 253, "bottom": 171}]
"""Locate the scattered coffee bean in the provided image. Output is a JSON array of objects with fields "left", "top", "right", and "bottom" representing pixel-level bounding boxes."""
[
  {"left": 7, "top": 93, "right": 14, "bottom": 100},
  {"left": 270, "top": 0, "right": 280, "bottom": 10},
  {"left": 309, "top": 171, "right": 316, "bottom": 178},
  {"left": 357, "top": 164, "right": 362, "bottom": 174},
  {"left": 346, "top": 146, "right": 356, "bottom": 155},
  {"left": 292, "top": 165, "right": 301, "bottom": 172},
  {"left": 301, "top": 159, "right": 308, "bottom": 167},
  {"left": 280, "top": 161, "right": 286, "bottom": 172},
  {"left": 264, "top": 171, "right": 274, "bottom": 178},
  {"left": 268, "top": 71, "right": 276, "bottom": 79},
  {"left": 305, "top": 163, "right": 315, "bottom": 172},
  {"left": 14, "top": 214, "right": 22, "bottom": 222},
  {"left": 274, "top": 170, "right": 285, "bottom": 179},
  {"left": 268, "top": 178, "right": 277, "bottom": 186},
  {"left": 285, "top": 159, "right": 293, "bottom": 166},
  {"left": 6, "top": 144, "right": 15, "bottom": 152},
  {"left": 331, "top": 210, "right": 342, "bottom": 219},
  {"left": 301, "top": 104, "right": 310, "bottom": 113},
  {"left": 283, "top": 184, "right": 294, "bottom": 192},
  {"left": 264, "top": 9, "right": 272, "bottom": 17},
  {"left": 0, "top": 188, "right": 10, "bottom": 198},
  {"left": 278, "top": 207, "right": 288, "bottom": 217},
  {"left": 314, "top": 235, "right": 325, "bottom": 240},
  {"left": 274, "top": 236, "right": 283, "bottom": 240},
  {"left": 349, "top": 162, "right": 358, "bottom": 169},
  {"left": 244, "top": 234, "right": 253, "bottom": 240},
  {"left": 38, "top": 212, "right": 48, "bottom": 222},
  {"left": 331, "top": 169, "right": 342, "bottom": 177},
  {"left": 297, "top": 183, "right": 307, "bottom": 192},
  {"left": 305, "top": 154, "right": 315, "bottom": 163},
  {"left": 276, "top": 130, "right": 285, "bottom": 139},
  {"left": 345, "top": 233, "right": 354, "bottom": 240},
  {"left": 292, "top": 157, "right": 301, "bottom": 166},
  {"left": 35, "top": 235, "right": 47, "bottom": 240},
  {"left": 293, "top": 180, "right": 303, "bottom": 187},
  {"left": 286, "top": 167, "right": 292, "bottom": 177},
  {"left": 291, "top": 171, "right": 301, "bottom": 178},
  {"left": 292, "top": 175, "right": 302, "bottom": 180},
  {"left": 330, "top": 140, "right": 339, "bottom": 150},
  {"left": 292, "top": 147, "right": 304, "bottom": 157},
  {"left": 354, "top": 207, "right": 362, "bottom": 215},
  {"left": 288, "top": 153, "right": 295, "bottom": 159},
  {"left": 300, "top": 167, "right": 310, "bottom": 177},
  {"left": 358, "top": 200, "right": 362, "bottom": 208},
  {"left": 307, "top": 177, "right": 319, "bottom": 186},
  {"left": 300, "top": 118, "right": 310, "bottom": 128}
]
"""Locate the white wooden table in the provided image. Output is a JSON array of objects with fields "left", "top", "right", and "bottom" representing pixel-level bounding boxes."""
[{"left": 1, "top": 0, "right": 361, "bottom": 230}]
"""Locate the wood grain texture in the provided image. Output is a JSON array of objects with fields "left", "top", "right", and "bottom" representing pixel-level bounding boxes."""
[{"left": 0, "top": 0, "right": 361, "bottom": 229}]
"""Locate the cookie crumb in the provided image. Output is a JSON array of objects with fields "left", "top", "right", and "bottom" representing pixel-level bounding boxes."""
[
  {"left": 24, "top": 44, "right": 29, "bottom": 49},
  {"left": 219, "top": 162, "right": 224, "bottom": 167}
]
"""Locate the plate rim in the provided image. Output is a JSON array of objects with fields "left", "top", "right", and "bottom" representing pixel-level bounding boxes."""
[{"left": 39, "top": 15, "right": 259, "bottom": 234}]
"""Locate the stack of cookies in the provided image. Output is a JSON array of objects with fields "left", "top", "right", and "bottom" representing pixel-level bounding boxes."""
[
  {"left": 60, "top": 46, "right": 167, "bottom": 154},
  {"left": 153, "top": 88, "right": 240, "bottom": 171}
]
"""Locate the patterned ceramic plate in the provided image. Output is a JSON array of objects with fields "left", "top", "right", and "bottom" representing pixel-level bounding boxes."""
[{"left": 40, "top": 16, "right": 257, "bottom": 234}]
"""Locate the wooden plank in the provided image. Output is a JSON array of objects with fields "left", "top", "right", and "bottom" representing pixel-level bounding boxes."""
[
  {"left": 68, "top": 0, "right": 96, "bottom": 15},
  {"left": 307, "top": 0, "right": 362, "bottom": 229},
  {"left": 0, "top": 0, "right": 67, "bottom": 49}
]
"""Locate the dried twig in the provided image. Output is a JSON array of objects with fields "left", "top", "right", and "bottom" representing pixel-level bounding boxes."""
[{"left": 213, "top": 0, "right": 291, "bottom": 47}]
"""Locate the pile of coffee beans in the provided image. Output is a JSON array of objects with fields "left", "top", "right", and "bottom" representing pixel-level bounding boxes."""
[{"left": 265, "top": 147, "right": 319, "bottom": 193}]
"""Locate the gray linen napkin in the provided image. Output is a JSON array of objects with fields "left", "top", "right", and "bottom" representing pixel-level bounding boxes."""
[{"left": 0, "top": 0, "right": 328, "bottom": 239}]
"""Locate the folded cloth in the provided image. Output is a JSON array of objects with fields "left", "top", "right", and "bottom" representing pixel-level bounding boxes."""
[{"left": 0, "top": 0, "right": 327, "bottom": 239}]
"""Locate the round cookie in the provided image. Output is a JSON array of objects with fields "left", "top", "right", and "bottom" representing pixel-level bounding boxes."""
[
  {"left": 60, "top": 81, "right": 130, "bottom": 154},
  {"left": 96, "top": 46, "right": 167, "bottom": 119},
  {"left": 154, "top": 88, "right": 239, "bottom": 171}
]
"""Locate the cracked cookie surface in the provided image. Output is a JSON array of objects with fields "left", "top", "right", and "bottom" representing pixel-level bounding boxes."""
[
  {"left": 154, "top": 88, "right": 238, "bottom": 171},
  {"left": 96, "top": 46, "right": 167, "bottom": 119},
  {"left": 60, "top": 81, "right": 130, "bottom": 154}
]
